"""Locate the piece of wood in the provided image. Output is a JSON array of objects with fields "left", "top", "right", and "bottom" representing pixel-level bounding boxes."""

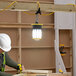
[
  {"left": 0, "top": 23, "right": 54, "bottom": 28},
  {"left": 18, "top": 28, "right": 21, "bottom": 63},
  {"left": 0, "top": 1, "right": 76, "bottom": 12},
  {"left": 11, "top": 45, "right": 71, "bottom": 49},
  {"left": 17, "top": 11, "right": 22, "bottom": 23},
  {"left": 0, "top": 1, "right": 54, "bottom": 3},
  {"left": 21, "top": 48, "right": 55, "bottom": 69},
  {"left": 18, "top": 11, "right": 22, "bottom": 63},
  {"left": 22, "top": 70, "right": 52, "bottom": 74},
  {"left": 13, "top": 72, "right": 71, "bottom": 76},
  {"left": 69, "top": 31, "right": 72, "bottom": 72}
]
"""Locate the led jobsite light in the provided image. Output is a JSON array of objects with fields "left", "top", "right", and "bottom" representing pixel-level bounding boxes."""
[
  {"left": 32, "top": 24, "right": 43, "bottom": 40},
  {"left": 32, "top": 1, "right": 42, "bottom": 41}
]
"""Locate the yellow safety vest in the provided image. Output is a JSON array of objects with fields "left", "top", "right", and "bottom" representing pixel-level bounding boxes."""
[{"left": 1, "top": 52, "right": 5, "bottom": 72}]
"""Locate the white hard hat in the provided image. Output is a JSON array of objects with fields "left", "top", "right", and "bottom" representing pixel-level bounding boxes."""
[{"left": 0, "top": 33, "right": 11, "bottom": 52}]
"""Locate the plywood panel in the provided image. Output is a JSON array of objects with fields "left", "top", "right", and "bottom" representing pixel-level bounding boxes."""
[
  {"left": 39, "top": 13, "right": 54, "bottom": 24},
  {"left": 21, "top": 28, "right": 55, "bottom": 47},
  {"left": 21, "top": 48, "right": 55, "bottom": 69},
  {"left": 5, "top": 48, "right": 19, "bottom": 70},
  {"left": 0, "top": 28, "right": 19, "bottom": 46},
  {"left": 0, "top": 11, "right": 17, "bottom": 23},
  {"left": 21, "top": 12, "right": 54, "bottom": 24},
  {"left": 59, "top": 30, "right": 70, "bottom": 46}
]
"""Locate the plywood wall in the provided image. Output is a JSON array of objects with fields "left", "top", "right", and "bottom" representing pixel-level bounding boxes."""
[
  {"left": 59, "top": 30, "right": 71, "bottom": 46},
  {"left": 0, "top": 11, "right": 54, "bottom": 24},
  {"left": 22, "top": 48, "right": 55, "bottom": 69},
  {"left": 21, "top": 29, "right": 54, "bottom": 46},
  {"left": 21, "top": 12, "right": 54, "bottom": 24},
  {"left": 0, "top": 28, "right": 71, "bottom": 71},
  {"left": 0, "top": 0, "right": 72, "bottom": 72},
  {"left": 59, "top": 30, "right": 72, "bottom": 70},
  {"left": 0, "top": 11, "right": 17, "bottom": 23}
]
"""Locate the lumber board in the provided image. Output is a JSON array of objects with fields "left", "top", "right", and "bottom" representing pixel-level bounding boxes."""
[
  {"left": 22, "top": 70, "right": 52, "bottom": 74},
  {"left": 0, "top": 1, "right": 76, "bottom": 12},
  {"left": 0, "top": 23, "right": 54, "bottom": 28},
  {"left": 13, "top": 72, "right": 71, "bottom": 76}
]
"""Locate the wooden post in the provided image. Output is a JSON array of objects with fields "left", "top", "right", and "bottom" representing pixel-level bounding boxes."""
[
  {"left": 69, "top": 30, "right": 72, "bottom": 72},
  {"left": 18, "top": 11, "right": 22, "bottom": 64}
]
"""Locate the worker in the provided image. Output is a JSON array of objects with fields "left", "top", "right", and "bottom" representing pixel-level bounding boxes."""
[{"left": 0, "top": 33, "right": 25, "bottom": 76}]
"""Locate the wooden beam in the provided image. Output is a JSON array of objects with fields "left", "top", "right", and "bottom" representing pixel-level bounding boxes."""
[
  {"left": 0, "top": 23, "right": 54, "bottom": 28},
  {"left": 0, "top": 1, "right": 54, "bottom": 4},
  {"left": 12, "top": 46, "right": 70, "bottom": 49},
  {"left": 0, "top": 1, "right": 76, "bottom": 12}
]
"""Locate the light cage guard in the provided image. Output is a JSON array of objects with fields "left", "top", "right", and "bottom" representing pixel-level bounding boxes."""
[{"left": 32, "top": 24, "right": 43, "bottom": 40}]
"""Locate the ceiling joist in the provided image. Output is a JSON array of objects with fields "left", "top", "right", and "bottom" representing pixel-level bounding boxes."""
[{"left": 0, "top": 1, "right": 76, "bottom": 12}]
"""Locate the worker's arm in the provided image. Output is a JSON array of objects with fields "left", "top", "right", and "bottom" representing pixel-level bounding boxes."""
[
  {"left": 5, "top": 52, "right": 18, "bottom": 69},
  {"left": 0, "top": 71, "right": 12, "bottom": 76},
  {"left": 5, "top": 53, "right": 25, "bottom": 71}
]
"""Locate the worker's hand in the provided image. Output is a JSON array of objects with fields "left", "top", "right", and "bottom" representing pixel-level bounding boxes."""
[{"left": 22, "top": 65, "right": 25, "bottom": 72}]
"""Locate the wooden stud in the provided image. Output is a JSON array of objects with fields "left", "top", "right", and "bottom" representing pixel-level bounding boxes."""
[
  {"left": 18, "top": 11, "right": 22, "bottom": 64},
  {"left": 18, "top": 28, "right": 21, "bottom": 64},
  {"left": 69, "top": 30, "right": 73, "bottom": 73}
]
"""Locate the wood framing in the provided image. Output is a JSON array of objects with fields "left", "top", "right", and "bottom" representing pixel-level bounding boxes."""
[
  {"left": 0, "top": 24, "right": 54, "bottom": 28},
  {"left": 0, "top": 0, "right": 72, "bottom": 73},
  {"left": 18, "top": 11, "right": 22, "bottom": 64}
]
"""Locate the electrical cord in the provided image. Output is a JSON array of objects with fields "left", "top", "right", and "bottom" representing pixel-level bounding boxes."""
[
  {"left": 23, "top": 1, "right": 54, "bottom": 16},
  {"left": 23, "top": 3, "right": 76, "bottom": 16},
  {"left": 0, "top": 1, "right": 17, "bottom": 13},
  {"left": 0, "top": 1, "right": 76, "bottom": 16}
]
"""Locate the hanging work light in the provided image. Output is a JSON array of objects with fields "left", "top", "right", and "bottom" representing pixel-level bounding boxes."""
[
  {"left": 32, "top": 24, "right": 43, "bottom": 40},
  {"left": 32, "top": 1, "right": 42, "bottom": 41}
]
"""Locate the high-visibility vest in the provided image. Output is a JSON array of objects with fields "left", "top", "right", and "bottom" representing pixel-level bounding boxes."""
[{"left": 0, "top": 52, "right": 6, "bottom": 72}]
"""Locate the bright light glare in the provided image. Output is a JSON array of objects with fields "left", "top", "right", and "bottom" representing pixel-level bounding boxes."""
[{"left": 32, "top": 29, "right": 42, "bottom": 41}]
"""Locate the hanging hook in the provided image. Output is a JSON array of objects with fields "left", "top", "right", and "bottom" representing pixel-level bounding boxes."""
[{"left": 35, "top": 1, "right": 41, "bottom": 15}]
